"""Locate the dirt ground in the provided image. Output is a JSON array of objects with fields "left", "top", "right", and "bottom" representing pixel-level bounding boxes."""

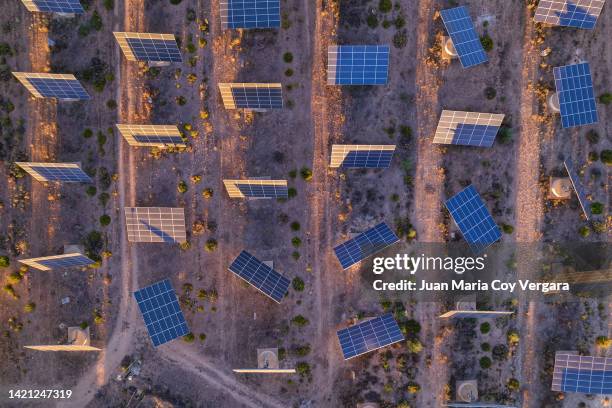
[{"left": 0, "top": 0, "right": 610, "bottom": 407}]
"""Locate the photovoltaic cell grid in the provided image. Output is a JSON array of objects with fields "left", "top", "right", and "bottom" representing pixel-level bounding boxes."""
[
  {"left": 327, "top": 45, "right": 390, "bottom": 85},
  {"left": 564, "top": 159, "right": 591, "bottom": 220},
  {"left": 116, "top": 124, "right": 185, "bottom": 147},
  {"left": 113, "top": 32, "right": 182, "bottom": 63},
  {"left": 13, "top": 73, "right": 90, "bottom": 100},
  {"left": 220, "top": 0, "right": 280, "bottom": 29},
  {"left": 534, "top": 0, "right": 606, "bottom": 29},
  {"left": 20, "top": 0, "right": 84, "bottom": 13},
  {"left": 223, "top": 179, "right": 288, "bottom": 199},
  {"left": 337, "top": 313, "right": 404, "bottom": 360},
  {"left": 125, "top": 207, "right": 186, "bottom": 243},
  {"left": 445, "top": 185, "right": 501, "bottom": 254},
  {"left": 18, "top": 253, "right": 95, "bottom": 271},
  {"left": 330, "top": 145, "right": 396, "bottom": 168},
  {"left": 439, "top": 310, "right": 513, "bottom": 319},
  {"left": 16, "top": 162, "right": 91, "bottom": 183},
  {"left": 554, "top": 62, "right": 598, "bottom": 128},
  {"left": 440, "top": 6, "right": 488, "bottom": 68},
  {"left": 219, "top": 83, "right": 283, "bottom": 109},
  {"left": 228, "top": 250, "right": 290, "bottom": 303},
  {"left": 134, "top": 279, "right": 189, "bottom": 347},
  {"left": 333, "top": 222, "right": 399, "bottom": 269},
  {"left": 552, "top": 353, "right": 612, "bottom": 395},
  {"left": 433, "top": 111, "right": 505, "bottom": 147}
]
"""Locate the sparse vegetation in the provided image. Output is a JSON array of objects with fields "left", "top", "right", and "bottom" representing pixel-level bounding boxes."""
[
  {"left": 480, "top": 356, "right": 492, "bottom": 369},
  {"left": 204, "top": 239, "right": 218, "bottom": 252},
  {"left": 292, "top": 277, "right": 305, "bottom": 291},
  {"left": 480, "top": 322, "right": 491, "bottom": 334},
  {"left": 300, "top": 166, "right": 312, "bottom": 181},
  {"left": 379, "top": 0, "right": 392, "bottom": 12},
  {"left": 290, "top": 221, "right": 300, "bottom": 231},
  {"left": 485, "top": 86, "right": 497, "bottom": 99},
  {"left": 599, "top": 92, "right": 612, "bottom": 105},
  {"left": 183, "top": 332, "right": 195, "bottom": 343},
  {"left": 501, "top": 223, "right": 514, "bottom": 234},
  {"left": 480, "top": 35, "right": 494, "bottom": 51},
  {"left": 177, "top": 180, "right": 188, "bottom": 193},
  {"left": 591, "top": 202, "right": 603, "bottom": 215},
  {"left": 291, "top": 315, "right": 309, "bottom": 327},
  {"left": 283, "top": 52, "right": 293, "bottom": 63},
  {"left": 24, "top": 302, "right": 36, "bottom": 313},
  {"left": 202, "top": 188, "right": 213, "bottom": 199},
  {"left": 291, "top": 237, "right": 302, "bottom": 248},
  {"left": 99, "top": 214, "right": 111, "bottom": 226},
  {"left": 601, "top": 150, "right": 612, "bottom": 165},
  {"left": 0, "top": 256, "right": 9, "bottom": 268}
]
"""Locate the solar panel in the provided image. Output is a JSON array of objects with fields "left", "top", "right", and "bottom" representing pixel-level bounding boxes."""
[
  {"left": 228, "top": 250, "right": 290, "bottom": 303},
  {"left": 439, "top": 310, "right": 513, "bottom": 319},
  {"left": 433, "top": 111, "right": 505, "bottom": 147},
  {"left": 327, "top": 45, "right": 390, "bottom": 85},
  {"left": 219, "top": 83, "right": 283, "bottom": 109},
  {"left": 440, "top": 6, "right": 488, "bottom": 68},
  {"left": 114, "top": 32, "right": 182, "bottom": 63},
  {"left": 124, "top": 207, "right": 186, "bottom": 243},
  {"left": 220, "top": 0, "right": 281, "bottom": 29},
  {"left": 223, "top": 179, "right": 288, "bottom": 198},
  {"left": 13, "top": 72, "right": 90, "bottom": 100},
  {"left": 116, "top": 124, "right": 185, "bottom": 147},
  {"left": 554, "top": 62, "right": 598, "bottom": 128},
  {"left": 18, "top": 253, "right": 95, "bottom": 271},
  {"left": 564, "top": 158, "right": 591, "bottom": 220},
  {"left": 552, "top": 353, "right": 612, "bottom": 395},
  {"left": 445, "top": 185, "right": 501, "bottom": 254},
  {"left": 134, "top": 279, "right": 190, "bottom": 347},
  {"left": 20, "top": 0, "right": 84, "bottom": 13},
  {"left": 534, "top": 0, "right": 606, "bottom": 29},
  {"left": 333, "top": 222, "right": 399, "bottom": 270},
  {"left": 16, "top": 162, "right": 92, "bottom": 183},
  {"left": 330, "top": 145, "right": 396, "bottom": 168},
  {"left": 336, "top": 313, "right": 404, "bottom": 360}
]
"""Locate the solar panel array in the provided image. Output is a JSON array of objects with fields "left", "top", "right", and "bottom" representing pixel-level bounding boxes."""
[
  {"left": 219, "top": 83, "right": 283, "bottom": 109},
  {"left": 553, "top": 62, "right": 598, "bottom": 128},
  {"left": 220, "top": 0, "right": 281, "bottom": 29},
  {"left": 552, "top": 353, "right": 612, "bottom": 395},
  {"left": 534, "top": 0, "right": 606, "bottom": 29},
  {"left": 114, "top": 32, "right": 182, "bottom": 63},
  {"left": 337, "top": 313, "right": 404, "bottom": 360},
  {"left": 228, "top": 250, "right": 290, "bottom": 303},
  {"left": 223, "top": 179, "right": 288, "bottom": 199},
  {"left": 564, "top": 159, "right": 591, "bottom": 220},
  {"left": 16, "top": 162, "right": 92, "bottom": 183},
  {"left": 13, "top": 72, "right": 90, "bottom": 100},
  {"left": 330, "top": 145, "right": 396, "bottom": 168},
  {"left": 124, "top": 207, "right": 186, "bottom": 243},
  {"left": 440, "top": 6, "right": 488, "bottom": 68},
  {"left": 439, "top": 310, "right": 514, "bottom": 319},
  {"left": 18, "top": 253, "right": 95, "bottom": 271},
  {"left": 20, "top": 0, "right": 84, "bottom": 13},
  {"left": 433, "top": 110, "right": 505, "bottom": 147},
  {"left": 116, "top": 124, "right": 185, "bottom": 147},
  {"left": 333, "top": 222, "right": 399, "bottom": 269},
  {"left": 327, "top": 45, "right": 390, "bottom": 85},
  {"left": 445, "top": 185, "right": 501, "bottom": 254},
  {"left": 134, "top": 279, "right": 190, "bottom": 347}
]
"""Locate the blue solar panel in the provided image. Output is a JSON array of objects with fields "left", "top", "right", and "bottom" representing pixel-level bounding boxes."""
[
  {"left": 328, "top": 45, "right": 390, "bottom": 85},
  {"left": 341, "top": 150, "right": 394, "bottom": 168},
  {"left": 334, "top": 222, "right": 399, "bottom": 269},
  {"left": 564, "top": 158, "right": 591, "bottom": 220},
  {"left": 236, "top": 183, "right": 288, "bottom": 198},
  {"left": 228, "top": 251, "right": 290, "bottom": 303},
  {"left": 562, "top": 368, "right": 612, "bottom": 394},
  {"left": 28, "top": 0, "right": 84, "bottom": 13},
  {"left": 445, "top": 185, "right": 501, "bottom": 254},
  {"left": 29, "top": 165, "right": 91, "bottom": 182},
  {"left": 125, "top": 38, "right": 182, "bottom": 63},
  {"left": 220, "top": 0, "right": 281, "bottom": 29},
  {"left": 230, "top": 86, "right": 283, "bottom": 109},
  {"left": 440, "top": 6, "right": 488, "bottom": 68},
  {"left": 451, "top": 124, "right": 498, "bottom": 146},
  {"left": 134, "top": 279, "right": 189, "bottom": 347},
  {"left": 554, "top": 62, "right": 598, "bottom": 128},
  {"left": 534, "top": 1, "right": 604, "bottom": 29},
  {"left": 28, "top": 77, "right": 90, "bottom": 100},
  {"left": 337, "top": 313, "right": 404, "bottom": 360},
  {"left": 133, "top": 135, "right": 183, "bottom": 144}
]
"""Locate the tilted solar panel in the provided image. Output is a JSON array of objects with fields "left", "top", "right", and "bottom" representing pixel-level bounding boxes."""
[
  {"left": 223, "top": 179, "right": 288, "bottom": 198},
  {"left": 440, "top": 6, "right": 488, "bottom": 68},
  {"left": 330, "top": 145, "right": 396, "bottom": 168},
  {"left": 219, "top": 83, "right": 283, "bottom": 109},
  {"left": 554, "top": 62, "right": 598, "bottom": 128},
  {"left": 333, "top": 222, "right": 399, "bottom": 269},
  {"left": 20, "top": 0, "right": 84, "bottom": 13},
  {"left": 124, "top": 207, "right": 186, "bottom": 243},
  {"left": 220, "top": 0, "right": 281, "bottom": 29},
  {"left": 19, "top": 253, "right": 95, "bottom": 271},
  {"left": 134, "top": 279, "right": 190, "bottom": 347},
  {"left": 534, "top": 0, "right": 606, "bottom": 29},
  {"left": 433, "top": 110, "right": 505, "bottom": 147},
  {"left": 228, "top": 250, "right": 290, "bottom": 303},
  {"left": 114, "top": 32, "right": 182, "bottom": 63},
  {"left": 116, "top": 124, "right": 185, "bottom": 147},
  {"left": 552, "top": 353, "right": 612, "bottom": 395},
  {"left": 445, "top": 185, "right": 501, "bottom": 254},
  {"left": 337, "top": 313, "right": 404, "bottom": 360},
  {"left": 564, "top": 158, "right": 591, "bottom": 220},
  {"left": 327, "top": 45, "right": 390, "bottom": 85},
  {"left": 16, "top": 162, "right": 92, "bottom": 183},
  {"left": 13, "top": 72, "right": 90, "bottom": 100}
]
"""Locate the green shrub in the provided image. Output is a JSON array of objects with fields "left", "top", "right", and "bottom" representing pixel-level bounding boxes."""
[
  {"left": 3, "top": 284, "right": 17, "bottom": 299},
  {"left": 507, "top": 330, "right": 520, "bottom": 345},
  {"left": 7, "top": 272, "right": 21, "bottom": 284},
  {"left": 170, "top": 0, "right": 182, "bottom": 4},
  {"left": 202, "top": 188, "right": 213, "bottom": 199},
  {"left": 406, "top": 382, "right": 421, "bottom": 394},
  {"left": 204, "top": 239, "right": 218, "bottom": 252},
  {"left": 393, "top": 30, "right": 407, "bottom": 48},
  {"left": 0, "top": 256, "right": 9, "bottom": 268},
  {"left": 176, "top": 96, "right": 187, "bottom": 106},
  {"left": 99, "top": 214, "right": 111, "bottom": 226},
  {"left": 93, "top": 310, "right": 104, "bottom": 324},
  {"left": 492, "top": 344, "right": 508, "bottom": 360},
  {"left": 106, "top": 99, "right": 117, "bottom": 109},
  {"left": 82, "top": 128, "right": 93, "bottom": 138},
  {"left": 480, "top": 35, "right": 493, "bottom": 51},
  {"left": 292, "top": 251, "right": 300, "bottom": 260},
  {"left": 498, "top": 127, "right": 512, "bottom": 144},
  {"left": 90, "top": 11, "right": 103, "bottom": 31},
  {"left": 589, "top": 151, "right": 599, "bottom": 162},
  {"left": 183, "top": 332, "right": 195, "bottom": 342},
  {"left": 288, "top": 169, "right": 297, "bottom": 178},
  {"left": 366, "top": 14, "right": 379, "bottom": 29},
  {"left": 579, "top": 226, "right": 591, "bottom": 237},
  {"left": 601, "top": 150, "right": 612, "bottom": 165},
  {"left": 480, "top": 322, "right": 491, "bottom": 334},
  {"left": 86, "top": 185, "right": 97, "bottom": 196},
  {"left": 395, "top": 15, "right": 406, "bottom": 29},
  {"left": 178, "top": 180, "right": 188, "bottom": 193},
  {"left": 24, "top": 302, "right": 36, "bottom": 313},
  {"left": 484, "top": 86, "right": 497, "bottom": 100},
  {"left": 293, "top": 344, "right": 311, "bottom": 356},
  {"left": 591, "top": 202, "right": 603, "bottom": 215},
  {"left": 481, "top": 342, "right": 491, "bottom": 352},
  {"left": 596, "top": 336, "right": 612, "bottom": 347},
  {"left": 284, "top": 68, "right": 294, "bottom": 77},
  {"left": 296, "top": 361, "right": 311, "bottom": 377},
  {"left": 292, "top": 277, "right": 305, "bottom": 291},
  {"left": 501, "top": 224, "right": 514, "bottom": 234},
  {"left": 507, "top": 378, "right": 520, "bottom": 391},
  {"left": 290, "top": 221, "right": 300, "bottom": 231},
  {"left": 479, "top": 356, "right": 492, "bottom": 369},
  {"left": 406, "top": 338, "right": 423, "bottom": 354},
  {"left": 379, "top": 0, "right": 392, "bottom": 12},
  {"left": 80, "top": 321, "right": 89, "bottom": 330},
  {"left": 283, "top": 52, "right": 293, "bottom": 63},
  {"left": 291, "top": 237, "right": 302, "bottom": 248},
  {"left": 300, "top": 167, "right": 312, "bottom": 181},
  {"left": 287, "top": 187, "right": 297, "bottom": 198},
  {"left": 103, "top": 0, "right": 113, "bottom": 10},
  {"left": 291, "top": 315, "right": 309, "bottom": 326},
  {"left": 599, "top": 92, "right": 612, "bottom": 105}
]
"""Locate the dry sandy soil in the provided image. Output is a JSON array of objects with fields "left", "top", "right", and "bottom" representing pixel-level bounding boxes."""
[{"left": 0, "top": 0, "right": 610, "bottom": 407}]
